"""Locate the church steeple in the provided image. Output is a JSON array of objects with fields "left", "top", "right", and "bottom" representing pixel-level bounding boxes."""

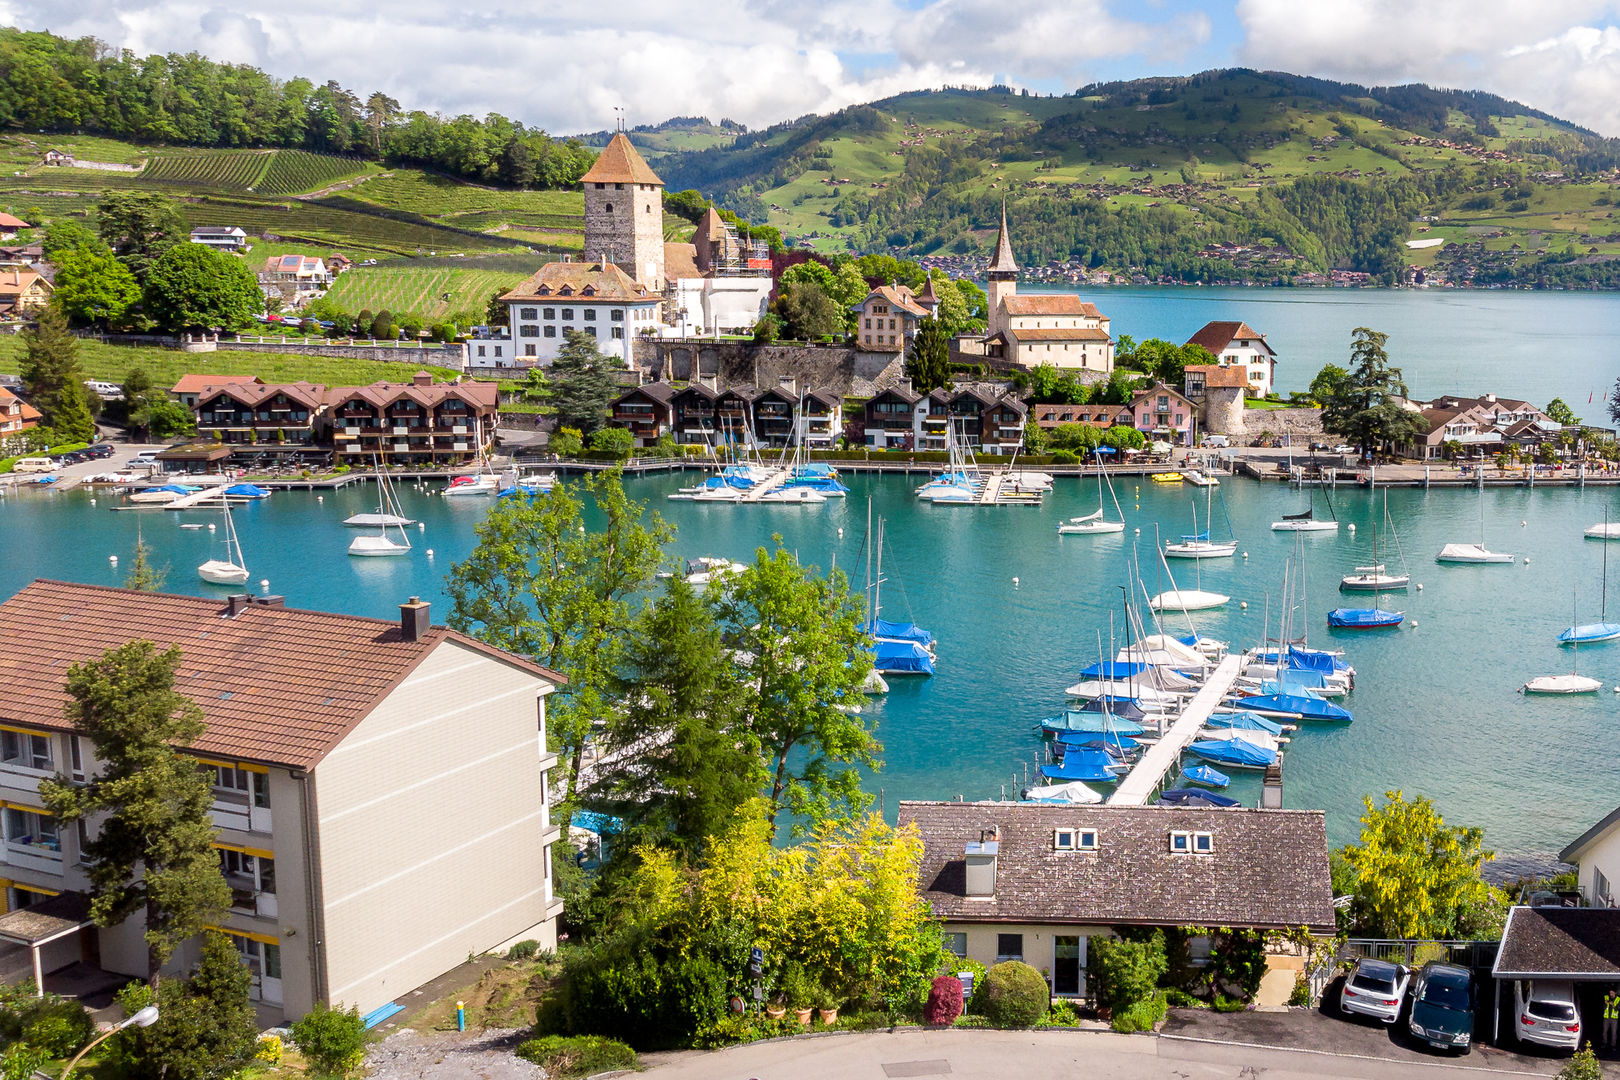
[{"left": 986, "top": 199, "right": 1018, "bottom": 278}]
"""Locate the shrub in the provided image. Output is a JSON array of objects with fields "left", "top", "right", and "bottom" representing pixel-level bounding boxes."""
[
  {"left": 924, "top": 975, "right": 964, "bottom": 1026},
  {"left": 1111, "top": 990, "right": 1167, "bottom": 1033},
  {"left": 1558, "top": 1046, "right": 1603, "bottom": 1080},
  {"left": 1090, "top": 932, "right": 1167, "bottom": 1015},
  {"left": 562, "top": 926, "right": 744, "bottom": 1051},
  {"left": 1050, "top": 449, "right": 1079, "bottom": 464},
  {"left": 289, "top": 1003, "right": 368, "bottom": 1077},
  {"left": 1287, "top": 976, "right": 1312, "bottom": 1007},
  {"left": 979, "top": 961, "right": 1048, "bottom": 1029},
  {"left": 946, "top": 956, "right": 989, "bottom": 1013},
  {"left": 514, "top": 1035, "right": 636, "bottom": 1079},
  {"left": 1212, "top": 994, "right": 1248, "bottom": 1013},
  {"left": 549, "top": 427, "right": 584, "bottom": 456},
  {"left": 17, "top": 998, "right": 93, "bottom": 1056},
  {"left": 507, "top": 940, "right": 541, "bottom": 962},
  {"left": 1164, "top": 987, "right": 1205, "bottom": 1008},
  {"left": 1210, "top": 930, "right": 1267, "bottom": 1002},
  {"left": 0, "top": 1044, "right": 46, "bottom": 1080},
  {"left": 1041, "top": 999, "right": 1082, "bottom": 1027},
  {"left": 588, "top": 426, "right": 635, "bottom": 459}
]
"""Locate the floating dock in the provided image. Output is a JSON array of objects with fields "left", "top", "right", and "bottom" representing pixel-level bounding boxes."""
[{"left": 1107, "top": 654, "right": 1243, "bottom": 806}]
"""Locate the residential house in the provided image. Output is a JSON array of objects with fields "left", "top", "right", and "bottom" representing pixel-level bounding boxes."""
[
  {"left": 669, "top": 384, "right": 721, "bottom": 446},
  {"left": 1185, "top": 321, "right": 1278, "bottom": 398},
  {"left": 801, "top": 390, "right": 843, "bottom": 450},
  {"left": 0, "top": 215, "right": 29, "bottom": 243},
  {"left": 468, "top": 332, "right": 516, "bottom": 372},
  {"left": 1401, "top": 394, "right": 1560, "bottom": 461},
  {"left": 860, "top": 384, "right": 1026, "bottom": 453},
  {"left": 496, "top": 260, "right": 662, "bottom": 367},
  {"left": 898, "top": 801, "right": 1334, "bottom": 997},
  {"left": 259, "top": 256, "right": 331, "bottom": 303},
  {"left": 751, "top": 385, "right": 799, "bottom": 448},
  {"left": 980, "top": 395, "right": 1028, "bottom": 455},
  {"left": 714, "top": 386, "right": 762, "bottom": 447},
  {"left": 190, "top": 226, "right": 249, "bottom": 252},
  {"left": 41, "top": 150, "right": 72, "bottom": 166},
  {"left": 916, "top": 389, "right": 953, "bottom": 451},
  {"left": 193, "top": 382, "right": 327, "bottom": 458},
  {"left": 610, "top": 382, "right": 675, "bottom": 446},
  {"left": 861, "top": 384, "right": 923, "bottom": 448},
  {"left": 0, "top": 386, "right": 40, "bottom": 444},
  {"left": 1561, "top": 804, "right": 1620, "bottom": 909},
  {"left": 0, "top": 270, "right": 52, "bottom": 317},
  {"left": 0, "top": 582, "right": 563, "bottom": 1023},
  {"left": 170, "top": 374, "right": 263, "bottom": 410},
  {"left": 325, "top": 373, "right": 499, "bottom": 466},
  {"left": 1129, "top": 384, "right": 1196, "bottom": 445},
  {"left": 1030, "top": 402, "right": 1133, "bottom": 431},
  {"left": 854, "top": 283, "right": 936, "bottom": 354}
]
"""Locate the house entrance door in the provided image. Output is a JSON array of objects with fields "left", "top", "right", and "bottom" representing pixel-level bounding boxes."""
[{"left": 1053, "top": 936, "right": 1084, "bottom": 996}]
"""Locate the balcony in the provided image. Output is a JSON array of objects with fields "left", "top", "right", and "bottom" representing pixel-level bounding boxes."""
[
  {"left": 453, "top": 442, "right": 469, "bottom": 452},
  {"left": 3, "top": 839, "right": 62, "bottom": 875},
  {"left": 452, "top": 425, "right": 469, "bottom": 435},
  {"left": 392, "top": 442, "right": 410, "bottom": 452},
  {"left": 210, "top": 792, "right": 271, "bottom": 835},
  {"left": 226, "top": 875, "right": 278, "bottom": 919},
  {"left": 392, "top": 426, "right": 408, "bottom": 436}
]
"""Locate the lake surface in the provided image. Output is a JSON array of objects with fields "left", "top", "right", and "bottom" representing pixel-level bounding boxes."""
[
  {"left": 1026, "top": 284, "right": 1620, "bottom": 425},
  {"left": 5, "top": 469, "right": 1618, "bottom": 868}
]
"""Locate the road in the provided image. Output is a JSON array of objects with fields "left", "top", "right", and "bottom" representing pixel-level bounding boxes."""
[{"left": 637, "top": 1028, "right": 1577, "bottom": 1080}]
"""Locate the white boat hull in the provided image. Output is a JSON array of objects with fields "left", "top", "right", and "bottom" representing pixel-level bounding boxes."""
[
  {"left": 1436, "top": 543, "right": 1514, "bottom": 564},
  {"left": 197, "top": 560, "right": 249, "bottom": 585},
  {"left": 1586, "top": 523, "right": 1620, "bottom": 540},
  {"left": 1271, "top": 520, "right": 1339, "bottom": 532},
  {"left": 1059, "top": 520, "right": 1125, "bottom": 535},
  {"left": 1148, "top": 589, "right": 1230, "bottom": 611},
  {"left": 349, "top": 536, "right": 411, "bottom": 557},
  {"left": 1523, "top": 674, "right": 1603, "bottom": 694},
  {"left": 444, "top": 480, "right": 497, "bottom": 496},
  {"left": 343, "top": 513, "right": 417, "bottom": 528},
  {"left": 758, "top": 488, "right": 827, "bottom": 504},
  {"left": 1340, "top": 573, "right": 1410, "bottom": 592},
  {"left": 1164, "top": 541, "right": 1238, "bottom": 559}
]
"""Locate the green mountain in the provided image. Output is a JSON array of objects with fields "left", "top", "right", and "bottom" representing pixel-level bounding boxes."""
[{"left": 646, "top": 70, "right": 1620, "bottom": 286}]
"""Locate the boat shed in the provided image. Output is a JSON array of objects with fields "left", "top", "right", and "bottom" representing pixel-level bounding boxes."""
[{"left": 1490, "top": 905, "right": 1620, "bottom": 1042}]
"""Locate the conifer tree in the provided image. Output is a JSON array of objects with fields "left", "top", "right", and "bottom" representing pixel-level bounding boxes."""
[
  {"left": 904, "top": 316, "right": 952, "bottom": 394},
  {"left": 548, "top": 330, "right": 619, "bottom": 435},
  {"left": 20, "top": 306, "right": 93, "bottom": 439},
  {"left": 124, "top": 526, "right": 168, "bottom": 591},
  {"left": 41, "top": 642, "right": 232, "bottom": 982}
]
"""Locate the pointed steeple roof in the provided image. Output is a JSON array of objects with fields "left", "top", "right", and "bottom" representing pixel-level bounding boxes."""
[
  {"left": 987, "top": 200, "right": 1018, "bottom": 276},
  {"left": 917, "top": 275, "right": 940, "bottom": 305},
  {"left": 581, "top": 132, "right": 664, "bottom": 186}
]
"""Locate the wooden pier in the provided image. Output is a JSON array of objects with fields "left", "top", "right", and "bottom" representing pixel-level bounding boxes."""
[{"left": 1108, "top": 654, "right": 1243, "bottom": 806}]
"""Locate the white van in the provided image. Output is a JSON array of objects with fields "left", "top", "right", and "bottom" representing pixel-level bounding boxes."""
[
  {"left": 12, "top": 457, "right": 56, "bottom": 473},
  {"left": 1202, "top": 434, "right": 1231, "bottom": 449}
]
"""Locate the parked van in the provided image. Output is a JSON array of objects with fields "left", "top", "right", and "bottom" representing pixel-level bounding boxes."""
[
  {"left": 1202, "top": 434, "right": 1231, "bottom": 448},
  {"left": 12, "top": 457, "right": 56, "bottom": 473}
]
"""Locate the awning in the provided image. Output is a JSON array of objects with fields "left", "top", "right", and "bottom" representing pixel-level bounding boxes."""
[
  {"left": 0, "top": 892, "right": 91, "bottom": 947},
  {"left": 1492, "top": 905, "right": 1620, "bottom": 979}
]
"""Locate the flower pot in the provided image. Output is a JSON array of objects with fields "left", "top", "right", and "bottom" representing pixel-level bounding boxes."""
[
  {"left": 765, "top": 1006, "right": 785, "bottom": 1020},
  {"left": 818, "top": 1008, "right": 839, "bottom": 1026},
  {"left": 793, "top": 1007, "right": 813, "bottom": 1026}
]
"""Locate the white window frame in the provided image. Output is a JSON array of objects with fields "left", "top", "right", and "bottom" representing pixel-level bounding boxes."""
[
  {"left": 1076, "top": 829, "right": 1098, "bottom": 850},
  {"left": 1192, "top": 831, "right": 1214, "bottom": 855},
  {"left": 1169, "top": 830, "right": 1192, "bottom": 854},
  {"left": 1054, "top": 828, "right": 1075, "bottom": 851}
]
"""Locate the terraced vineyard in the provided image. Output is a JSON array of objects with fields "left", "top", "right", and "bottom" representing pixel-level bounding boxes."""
[
  {"left": 322, "top": 264, "right": 535, "bottom": 319},
  {"left": 182, "top": 198, "right": 529, "bottom": 257},
  {"left": 130, "top": 148, "right": 372, "bottom": 194},
  {"left": 259, "top": 150, "right": 374, "bottom": 195}
]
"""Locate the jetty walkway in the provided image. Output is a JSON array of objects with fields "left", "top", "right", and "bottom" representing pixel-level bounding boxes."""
[{"left": 1108, "top": 654, "right": 1243, "bottom": 806}]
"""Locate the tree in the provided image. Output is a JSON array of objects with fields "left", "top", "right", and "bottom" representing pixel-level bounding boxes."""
[
  {"left": 51, "top": 242, "right": 141, "bottom": 327},
  {"left": 40, "top": 642, "right": 232, "bottom": 981},
  {"left": 1544, "top": 398, "right": 1579, "bottom": 427},
  {"left": 904, "top": 317, "right": 952, "bottom": 394},
  {"left": 549, "top": 426, "right": 584, "bottom": 456},
  {"left": 1340, "top": 790, "right": 1501, "bottom": 940},
  {"left": 445, "top": 471, "right": 671, "bottom": 807},
  {"left": 1609, "top": 378, "right": 1620, "bottom": 427},
  {"left": 1315, "top": 328, "right": 1427, "bottom": 455},
  {"left": 288, "top": 1004, "right": 367, "bottom": 1077},
  {"left": 771, "top": 281, "right": 842, "bottom": 341},
  {"left": 485, "top": 288, "right": 508, "bottom": 327},
  {"left": 125, "top": 527, "right": 168, "bottom": 591},
  {"left": 589, "top": 577, "right": 763, "bottom": 855},
  {"left": 112, "top": 932, "right": 260, "bottom": 1080},
  {"left": 1308, "top": 363, "right": 1350, "bottom": 407},
  {"left": 588, "top": 426, "right": 634, "bottom": 459},
  {"left": 143, "top": 244, "right": 263, "bottom": 333},
  {"left": 19, "top": 307, "right": 95, "bottom": 442},
  {"left": 548, "top": 330, "right": 620, "bottom": 435},
  {"left": 97, "top": 192, "right": 186, "bottom": 281},
  {"left": 41, "top": 219, "right": 98, "bottom": 262},
  {"left": 369, "top": 308, "right": 395, "bottom": 340},
  {"left": 714, "top": 543, "right": 878, "bottom": 830}
]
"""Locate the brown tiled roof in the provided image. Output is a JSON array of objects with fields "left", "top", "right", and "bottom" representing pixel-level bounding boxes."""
[
  {"left": 1184, "top": 364, "right": 1250, "bottom": 389},
  {"left": 325, "top": 381, "right": 498, "bottom": 411},
  {"left": 1494, "top": 907, "right": 1620, "bottom": 978},
  {"left": 0, "top": 214, "right": 29, "bottom": 229},
  {"left": 500, "top": 260, "right": 656, "bottom": 302},
  {"left": 999, "top": 295, "right": 1103, "bottom": 318},
  {"left": 671, "top": 384, "right": 720, "bottom": 404},
  {"left": 864, "top": 285, "right": 927, "bottom": 318},
  {"left": 172, "top": 374, "right": 261, "bottom": 395},
  {"left": 1186, "top": 320, "right": 1269, "bottom": 355},
  {"left": 197, "top": 381, "right": 326, "bottom": 411},
  {"left": 868, "top": 384, "right": 921, "bottom": 406},
  {"left": 618, "top": 382, "right": 675, "bottom": 405},
  {"left": 664, "top": 242, "right": 700, "bottom": 282},
  {"left": 898, "top": 801, "right": 1335, "bottom": 932},
  {"left": 1002, "top": 327, "right": 1112, "bottom": 342},
  {"left": 580, "top": 133, "right": 664, "bottom": 186},
  {"left": 0, "top": 581, "right": 562, "bottom": 772}
]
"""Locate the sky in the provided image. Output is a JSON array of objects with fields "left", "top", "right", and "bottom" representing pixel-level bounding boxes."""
[{"left": 9, "top": 1, "right": 1620, "bottom": 136}]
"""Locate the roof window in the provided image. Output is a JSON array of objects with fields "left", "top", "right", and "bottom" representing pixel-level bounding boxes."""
[
  {"left": 1170, "top": 830, "right": 1214, "bottom": 855},
  {"left": 1055, "top": 828, "right": 1098, "bottom": 852}
]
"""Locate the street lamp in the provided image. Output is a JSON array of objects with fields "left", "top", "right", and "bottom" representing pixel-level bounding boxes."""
[{"left": 60, "top": 1005, "right": 159, "bottom": 1077}]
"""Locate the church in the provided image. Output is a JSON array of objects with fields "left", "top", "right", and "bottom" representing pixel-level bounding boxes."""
[
  {"left": 958, "top": 205, "right": 1116, "bottom": 373},
  {"left": 489, "top": 131, "right": 772, "bottom": 367}
]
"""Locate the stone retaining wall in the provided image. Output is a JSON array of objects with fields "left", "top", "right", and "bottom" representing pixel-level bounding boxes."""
[
  {"left": 631, "top": 340, "right": 903, "bottom": 396},
  {"left": 219, "top": 339, "right": 468, "bottom": 368},
  {"left": 1244, "top": 406, "right": 1324, "bottom": 438}
]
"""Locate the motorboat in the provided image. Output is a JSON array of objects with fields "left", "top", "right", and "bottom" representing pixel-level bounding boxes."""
[
  {"left": 1022, "top": 781, "right": 1102, "bottom": 805},
  {"left": 1436, "top": 542, "right": 1514, "bottom": 565},
  {"left": 1340, "top": 564, "right": 1411, "bottom": 592},
  {"left": 128, "top": 483, "right": 196, "bottom": 505},
  {"left": 1038, "top": 711, "right": 1147, "bottom": 737},
  {"left": 1150, "top": 472, "right": 1184, "bottom": 484},
  {"left": 1166, "top": 487, "right": 1237, "bottom": 558},
  {"left": 690, "top": 482, "right": 743, "bottom": 502},
  {"left": 1155, "top": 787, "right": 1241, "bottom": 808},
  {"left": 196, "top": 503, "right": 249, "bottom": 585},
  {"left": 443, "top": 472, "right": 498, "bottom": 497},
  {"left": 1183, "top": 470, "right": 1219, "bottom": 487},
  {"left": 1186, "top": 738, "right": 1278, "bottom": 770},
  {"left": 1148, "top": 589, "right": 1229, "bottom": 611},
  {"left": 758, "top": 486, "right": 827, "bottom": 504},
  {"left": 1181, "top": 764, "right": 1231, "bottom": 788},
  {"left": 683, "top": 556, "right": 746, "bottom": 588},
  {"left": 1586, "top": 521, "right": 1620, "bottom": 540},
  {"left": 1204, "top": 710, "right": 1286, "bottom": 735}
]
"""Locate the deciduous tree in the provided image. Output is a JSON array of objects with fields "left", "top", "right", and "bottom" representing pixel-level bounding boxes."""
[
  {"left": 41, "top": 642, "right": 232, "bottom": 981},
  {"left": 51, "top": 242, "right": 140, "bottom": 328},
  {"left": 771, "top": 281, "right": 842, "bottom": 341},
  {"left": 1545, "top": 398, "right": 1580, "bottom": 427},
  {"left": 142, "top": 244, "right": 262, "bottom": 333},
  {"left": 97, "top": 192, "right": 185, "bottom": 282}
]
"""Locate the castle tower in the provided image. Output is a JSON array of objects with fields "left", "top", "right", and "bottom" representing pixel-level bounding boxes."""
[
  {"left": 984, "top": 200, "right": 1018, "bottom": 339},
  {"left": 581, "top": 131, "right": 666, "bottom": 290}
]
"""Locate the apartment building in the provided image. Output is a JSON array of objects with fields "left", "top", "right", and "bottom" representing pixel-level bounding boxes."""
[{"left": 0, "top": 582, "right": 564, "bottom": 1023}]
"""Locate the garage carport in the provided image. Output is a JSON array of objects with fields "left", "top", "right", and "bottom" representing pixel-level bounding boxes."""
[
  {"left": 1491, "top": 905, "right": 1620, "bottom": 1045},
  {"left": 0, "top": 892, "right": 92, "bottom": 996}
]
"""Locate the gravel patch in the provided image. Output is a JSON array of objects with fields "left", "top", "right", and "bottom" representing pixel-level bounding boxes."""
[{"left": 364, "top": 1026, "right": 542, "bottom": 1080}]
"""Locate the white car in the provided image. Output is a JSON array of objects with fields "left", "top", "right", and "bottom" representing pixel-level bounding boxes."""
[
  {"left": 1513, "top": 980, "right": 1581, "bottom": 1050},
  {"left": 1333, "top": 444, "right": 1355, "bottom": 454},
  {"left": 1339, "top": 958, "right": 1410, "bottom": 1023}
]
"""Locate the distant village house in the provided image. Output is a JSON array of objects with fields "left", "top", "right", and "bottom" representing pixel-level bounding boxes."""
[{"left": 190, "top": 226, "right": 249, "bottom": 252}]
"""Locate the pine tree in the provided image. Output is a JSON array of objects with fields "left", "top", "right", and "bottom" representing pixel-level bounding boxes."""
[
  {"left": 19, "top": 306, "right": 92, "bottom": 436},
  {"left": 904, "top": 317, "right": 952, "bottom": 394},
  {"left": 112, "top": 933, "right": 258, "bottom": 1080},
  {"left": 591, "top": 576, "right": 763, "bottom": 854},
  {"left": 548, "top": 330, "right": 620, "bottom": 435},
  {"left": 124, "top": 526, "right": 168, "bottom": 591},
  {"left": 40, "top": 642, "right": 232, "bottom": 982}
]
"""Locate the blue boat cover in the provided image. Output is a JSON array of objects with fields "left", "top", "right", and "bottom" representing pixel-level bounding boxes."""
[
  {"left": 1241, "top": 692, "right": 1352, "bottom": 722},
  {"left": 1288, "top": 645, "right": 1352, "bottom": 673},
  {"left": 1188, "top": 738, "right": 1279, "bottom": 767},
  {"left": 1327, "top": 607, "right": 1403, "bottom": 628},
  {"left": 1206, "top": 710, "right": 1284, "bottom": 735},
  {"left": 866, "top": 618, "right": 935, "bottom": 647},
  {"left": 154, "top": 483, "right": 197, "bottom": 494},
  {"left": 1055, "top": 731, "right": 1138, "bottom": 752},
  {"left": 1179, "top": 531, "right": 1210, "bottom": 542},
  {"left": 1559, "top": 621, "right": 1620, "bottom": 643},
  {"left": 1040, "top": 711, "right": 1146, "bottom": 736},
  {"left": 224, "top": 483, "right": 270, "bottom": 497},
  {"left": 872, "top": 638, "right": 934, "bottom": 675},
  {"left": 1040, "top": 749, "right": 1125, "bottom": 783},
  {"left": 1079, "top": 660, "right": 1147, "bottom": 679},
  {"left": 786, "top": 475, "right": 849, "bottom": 493},
  {"left": 796, "top": 463, "right": 836, "bottom": 477},
  {"left": 570, "top": 809, "right": 624, "bottom": 835},
  {"left": 1156, "top": 787, "right": 1241, "bottom": 808},
  {"left": 1181, "top": 764, "right": 1231, "bottom": 788}
]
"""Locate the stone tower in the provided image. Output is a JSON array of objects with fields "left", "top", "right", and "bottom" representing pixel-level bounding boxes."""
[
  {"left": 985, "top": 201, "right": 1018, "bottom": 339},
  {"left": 580, "top": 131, "right": 666, "bottom": 290}
]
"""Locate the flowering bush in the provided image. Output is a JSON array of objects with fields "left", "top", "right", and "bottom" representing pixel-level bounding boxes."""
[{"left": 254, "top": 1034, "right": 282, "bottom": 1065}]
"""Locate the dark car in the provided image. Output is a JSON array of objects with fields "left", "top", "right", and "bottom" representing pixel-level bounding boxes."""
[
  {"left": 1407, "top": 962, "right": 1474, "bottom": 1052},
  {"left": 86, "top": 444, "right": 115, "bottom": 459}
]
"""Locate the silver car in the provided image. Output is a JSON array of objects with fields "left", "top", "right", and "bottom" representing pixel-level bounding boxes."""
[{"left": 1340, "top": 958, "right": 1410, "bottom": 1023}]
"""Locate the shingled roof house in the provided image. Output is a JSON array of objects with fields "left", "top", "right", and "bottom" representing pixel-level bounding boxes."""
[
  {"left": 898, "top": 801, "right": 1334, "bottom": 998},
  {"left": 0, "top": 582, "right": 564, "bottom": 1024}
]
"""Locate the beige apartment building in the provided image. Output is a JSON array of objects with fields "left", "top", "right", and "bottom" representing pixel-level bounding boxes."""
[{"left": 0, "top": 581, "right": 564, "bottom": 1023}]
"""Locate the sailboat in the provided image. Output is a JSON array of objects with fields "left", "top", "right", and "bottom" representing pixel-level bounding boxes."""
[
  {"left": 1329, "top": 491, "right": 1404, "bottom": 628},
  {"left": 1341, "top": 492, "right": 1411, "bottom": 591},
  {"left": 1058, "top": 450, "right": 1125, "bottom": 535},
  {"left": 1164, "top": 484, "right": 1237, "bottom": 558},
  {"left": 1561, "top": 509, "right": 1620, "bottom": 644},
  {"left": 197, "top": 502, "right": 249, "bottom": 585},
  {"left": 1436, "top": 487, "right": 1513, "bottom": 564},
  {"left": 1271, "top": 475, "right": 1339, "bottom": 532},
  {"left": 1148, "top": 527, "right": 1229, "bottom": 611},
  {"left": 443, "top": 451, "right": 499, "bottom": 496},
  {"left": 348, "top": 460, "right": 413, "bottom": 557},
  {"left": 1526, "top": 590, "right": 1604, "bottom": 693},
  {"left": 864, "top": 504, "right": 935, "bottom": 676}
]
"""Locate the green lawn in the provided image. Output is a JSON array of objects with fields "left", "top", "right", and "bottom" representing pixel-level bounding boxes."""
[{"left": 0, "top": 338, "right": 461, "bottom": 389}]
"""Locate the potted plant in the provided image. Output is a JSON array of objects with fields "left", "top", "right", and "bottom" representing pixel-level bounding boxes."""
[
  {"left": 813, "top": 985, "right": 840, "bottom": 1027},
  {"left": 781, "top": 966, "right": 813, "bottom": 1027}
]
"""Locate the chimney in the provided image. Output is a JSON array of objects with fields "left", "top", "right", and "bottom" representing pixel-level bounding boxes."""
[
  {"left": 225, "top": 594, "right": 251, "bottom": 617},
  {"left": 964, "top": 826, "right": 999, "bottom": 898},
  {"left": 400, "top": 596, "right": 431, "bottom": 642},
  {"left": 1261, "top": 759, "right": 1284, "bottom": 809}
]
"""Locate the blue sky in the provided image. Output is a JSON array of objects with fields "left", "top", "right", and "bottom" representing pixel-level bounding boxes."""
[{"left": 10, "top": 1, "right": 1620, "bottom": 135}]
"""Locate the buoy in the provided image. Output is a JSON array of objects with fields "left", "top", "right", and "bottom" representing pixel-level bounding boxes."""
[
  {"left": 208, "top": 523, "right": 216, "bottom": 531},
  {"left": 317, "top": 495, "right": 324, "bottom": 503},
  {"left": 1521, "top": 520, "right": 1527, "bottom": 527},
  {"left": 108, "top": 555, "right": 118, "bottom": 564},
  {"left": 1012, "top": 576, "right": 1020, "bottom": 587},
  {"left": 1242, "top": 552, "right": 1249, "bottom": 560},
  {"left": 418, "top": 522, "right": 426, "bottom": 530},
  {"left": 259, "top": 579, "right": 269, "bottom": 590},
  {"left": 579, "top": 525, "right": 586, "bottom": 532},
  {"left": 1523, "top": 557, "right": 1531, "bottom": 565},
  {"left": 1409, "top": 620, "right": 1418, "bottom": 629},
  {"left": 89, "top": 498, "right": 96, "bottom": 505},
  {"left": 837, "top": 528, "right": 843, "bottom": 538},
  {"left": 1240, "top": 601, "right": 1248, "bottom": 610},
  {"left": 1134, "top": 528, "right": 1141, "bottom": 535},
  {"left": 1347, "top": 523, "right": 1355, "bottom": 533},
  {"left": 426, "top": 549, "right": 435, "bottom": 557}
]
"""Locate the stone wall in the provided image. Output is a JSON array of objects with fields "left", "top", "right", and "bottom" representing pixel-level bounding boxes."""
[
  {"left": 632, "top": 339, "right": 904, "bottom": 396},
  {"left": 1202, "top": 387, "right": 1247, "bottom": 434},
  {"left": 218, "top": 339, "right": 468, "bottom": 368},
  {"left": 1244, "top": 406, "right": 1324, "bottom": 438},
  {"left": 583, "top": 181, "right": 664, "bottom": 287}
]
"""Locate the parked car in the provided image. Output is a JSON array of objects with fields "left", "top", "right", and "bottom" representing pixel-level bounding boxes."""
[
  {"left": 1333, "top": 444, "right": 1355, "bottom": 454},
  {"left": 1407, "top": 962, "right": 1475, "bottom": 1052},
  {"left": 1309, "top": 441, "right": 1330, "bottom": 452},
  {"left": 1513, "top": 980, "right": 1581, "bottom": 1050},
  {"left": 86, "top": 444, "right": 115, "bottom": 459},
  {"left": 1202, "top": 434, "right": 1231, "bottom": 448},
  {"left": 58, "top": 451, "right": 88, "bottom": 464},
  {"left": 1339, "top": 958, "right": 1410, "bottom": 1023}
]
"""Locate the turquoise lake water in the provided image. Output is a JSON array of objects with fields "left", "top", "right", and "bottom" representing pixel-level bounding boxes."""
[{"left": 3, "top": 471, "right": 1618, "bottom": 867}]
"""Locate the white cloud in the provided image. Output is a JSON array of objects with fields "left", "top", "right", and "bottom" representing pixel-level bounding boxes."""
[
  {"left": 0, "top": 0, "right": 1201, "bottom": 133},
  {"left": 1235, "top": 0, "right": 1620, "bottom": 134}
]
